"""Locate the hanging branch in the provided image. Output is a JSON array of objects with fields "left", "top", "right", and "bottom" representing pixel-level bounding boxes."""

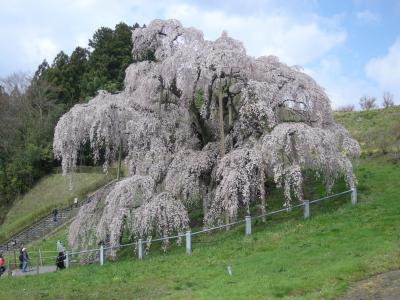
[{"left": 54, "top": 19, "right": 360, "bottom": 256}]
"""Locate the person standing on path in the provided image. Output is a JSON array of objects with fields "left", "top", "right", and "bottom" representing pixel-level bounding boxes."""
[
  {"left": 52, "top": 208, "right": 58, "bottom": 222},
  {"left": 56, "top": 240, "right": 64, "bottom": 253},
  {"left": 18, "top": 243, "right": 24, "bottom": 269},
  {"left": 21, "top": 248, "right": 29, "bottom": 272},
  {"left": 0, "top": 253, "right": 6, "bottom": 276},
  {"left": 56, "top": 252, "right": 66, "bottom": 270}
]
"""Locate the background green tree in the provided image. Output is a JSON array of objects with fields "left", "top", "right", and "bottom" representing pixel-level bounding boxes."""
[{"left": 0, "top": 21, "right": 142, "bottom": 222}]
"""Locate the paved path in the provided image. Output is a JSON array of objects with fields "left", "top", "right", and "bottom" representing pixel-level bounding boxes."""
[
  {"left": 339, "top": 270, "right": 400, "bottom": 300},
  {"left": 11, "top": 265, "right": 57, "bottom": 277}
]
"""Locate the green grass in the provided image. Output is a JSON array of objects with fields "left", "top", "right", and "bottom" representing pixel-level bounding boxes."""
[
  {"left": 28, "top": 224, "right": 70, "bottom": 254},
  {"left": 0, "top": 108, "right": 398, "bottom": 298},
  {"left": 0, "top": 169, "right": 114, "bottom": 243},
  {"left": 0, "top": 156, "right": 399, "bottom": 299},
  {"left": 334, "top": 106, "right": 400, "bottom": 155}
]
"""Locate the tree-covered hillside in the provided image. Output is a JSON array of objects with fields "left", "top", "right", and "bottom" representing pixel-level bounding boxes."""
[{"left": 0, "top": 22, "right": 141, "bottom": 221}]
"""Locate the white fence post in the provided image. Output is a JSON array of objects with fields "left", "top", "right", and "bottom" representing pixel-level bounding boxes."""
[
  {"left": 186, "top": 231, "right": 191, "bottom": 255},
  {"left": 303, "top": 200, "right": 310, "bottom": 219},
  {"left": 138, "top": 239, "right": 143, "bottom": 260},
  {"left": 99, "top": 245, "right": 104, "bottom": 266},
  {"left": 351, "top": 187, "right": 357, "bottom": 205},
  {"left": 65, "top": 251, "right": 69, "bottom": 268},
  {"left": 245, "top": 215, "right": 252, "bottom": 235}
]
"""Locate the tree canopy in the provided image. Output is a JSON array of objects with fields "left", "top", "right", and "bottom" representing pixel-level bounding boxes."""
[{"left": 54, "top": 19, "right": 360, "bottom": 258}]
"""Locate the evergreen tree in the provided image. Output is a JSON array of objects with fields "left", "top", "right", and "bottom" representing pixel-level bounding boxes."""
[
  {"left": 0, "top": 21, "right": 144, "bottom": 220},
  {"left": 83, "top": 22, "right": 134, "bottom": 96}
]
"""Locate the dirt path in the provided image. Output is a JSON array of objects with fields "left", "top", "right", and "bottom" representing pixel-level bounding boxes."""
[{"left": 339, "top": 270, "right": 400, "bottom": 300}]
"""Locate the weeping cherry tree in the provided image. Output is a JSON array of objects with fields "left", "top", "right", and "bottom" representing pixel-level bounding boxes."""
[{"left": 53, "top": 19, "right": 360, "bottom": 259}]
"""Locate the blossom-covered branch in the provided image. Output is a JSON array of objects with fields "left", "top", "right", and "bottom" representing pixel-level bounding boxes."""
[{"left": 54, "top": 19, "right": 360, "bottom": 257}]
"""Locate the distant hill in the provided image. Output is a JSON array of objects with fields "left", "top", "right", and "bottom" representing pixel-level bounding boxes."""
[{"left": 334, "top": 106, "right": 400, "bottom": 156}]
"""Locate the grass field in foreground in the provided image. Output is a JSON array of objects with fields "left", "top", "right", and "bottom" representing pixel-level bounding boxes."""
[
  {"left": 0, "top": 169, "right": 113, "bottom": 243},
  {"left": 0, "top": 156, "right": 399, "bottom": 299}
]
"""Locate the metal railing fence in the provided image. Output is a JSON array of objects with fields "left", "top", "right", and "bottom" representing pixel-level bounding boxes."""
[
  {"left": 2, "top": 188, "right": 357, "bottom": 276},
  {"left": 61, "top": 188, "right": 357, "bottom": 267}
]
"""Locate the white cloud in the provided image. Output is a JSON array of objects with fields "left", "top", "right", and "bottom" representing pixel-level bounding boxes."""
[
  {"left": 355, "top": 10, "right": 380, "bottom": 24},
  {"left": 164, "top": 3, "right": 346, "bottom": 65},
  {"left": 0, "top": 0, "right": 360, "bottom": 107},
  {"left": 365, "top": 38, "right": 400, "bottom": 95},
  {"left": 305, "top": 57, "right": 380, "bottom": 109},
  {"left": 21, "top": 35, "right": 59, "bottom": 66},
  {"left": 0, "top": 1, "right": 347, "bottom": 75},
  {"left": 263, "top": 22, "right": 346, "bottom": 65}
]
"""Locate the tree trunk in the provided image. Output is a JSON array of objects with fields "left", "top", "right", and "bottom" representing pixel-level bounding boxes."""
[
  {"left": 159, "top": 87, "right": 163, "bottom": 116},
  {"left": 117, "top": 140, "right": 122, "bottom": 180},
  {"left": 225, "top": 194, "right": 230, "bottom": 231},
  {"left": 218, "top": 90, "right": 225, "bottom": 158},
  {"left": 228, "top": 97, "right": 232, "bottom": 126},
  {"left": 218, "top": 89, "right": 229, "bottom": 228},
  {"left": 202, "top": 187, "right": 208, "bottom": 219}
]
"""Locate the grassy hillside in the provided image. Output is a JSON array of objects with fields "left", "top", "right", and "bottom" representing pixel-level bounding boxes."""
[
  {"left": 0, "top": 108, "right": 399, "bottom": 299},
  {"left": 0, "top": 168, "right": 114, "bottom": 243},
  {"left": 0, "top": 156, "right": 399, "bottom": 299},
  {"left": 334, "top": 106, "right": 400, "bottom": 155}
]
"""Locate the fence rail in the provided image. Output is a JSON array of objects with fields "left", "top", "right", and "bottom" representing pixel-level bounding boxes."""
[
  {"left": 63, "top": 188, "right": 357, "bottom": 267},
  {"left": 3, "top": 188, "right": 356, "bottom": 275}
]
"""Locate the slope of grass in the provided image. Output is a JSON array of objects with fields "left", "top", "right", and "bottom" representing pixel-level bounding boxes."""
[
  {"left": 334, "top": 106, "right": 400, "bottom": 155},
  {"left": 0, "top": 169, "right": 114, "bottom": 243},
  {"left": 0, "top": 156, "right": 399, "bottom": 299}
]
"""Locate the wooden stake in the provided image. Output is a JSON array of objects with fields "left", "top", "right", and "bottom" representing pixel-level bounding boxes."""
[
  {"left": 116, "top": 140, "right": 122, "bottom": 180},
  {"left": 260, "top": 164, "right": 266, "bottom": 222},
  {"left": 218, "top": 90, "right": 225, "bottom": 158}
]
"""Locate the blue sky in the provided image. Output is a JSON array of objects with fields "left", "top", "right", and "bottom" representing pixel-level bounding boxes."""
[{"left": 0, "top": 0, "right": 399, "bottom": 108}]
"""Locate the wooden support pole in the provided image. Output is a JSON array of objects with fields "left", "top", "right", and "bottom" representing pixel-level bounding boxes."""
[
  {"left": 228, "top": 98, "right": 233, "bottom": 126},
  {"left": 260, "top": 164, "right": 266, "bottom": 222},
  {"left": 39, "top": 249, "right": 43, "bottom": 267},
  {"left": 218, "top": 90, "right": 225, "bottom": 158},
  {"left": 36, "top": 250, "right": 40, "bottom": 275},
  {"left": 13, "top": 249, "right": 16, "bottom": 270},
  {"left": 7, "top": 260, "right": 11, "bottom": 276},
  {"left": 116, "top": 140, "right": 122, "bottom": 180}
]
